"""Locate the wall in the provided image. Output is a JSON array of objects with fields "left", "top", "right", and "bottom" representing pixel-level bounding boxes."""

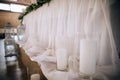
[
  {"left": 110, "top": 0, "right": 120, "bottom": 57},
  {"left": 0, "top": 11, "right": 20, "bottom": 28}
]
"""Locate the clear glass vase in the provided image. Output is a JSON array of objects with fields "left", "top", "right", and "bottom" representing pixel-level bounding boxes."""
[{"left": 17, "top": 24, "right": 25, "bottom": 42}]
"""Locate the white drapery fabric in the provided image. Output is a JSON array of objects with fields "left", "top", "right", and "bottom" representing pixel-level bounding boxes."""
[{"left": 18, "top": 0, "right": 120, "bottom": 80}]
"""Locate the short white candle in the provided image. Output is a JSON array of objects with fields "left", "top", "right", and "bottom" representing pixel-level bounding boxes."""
[
  {"left": 31, "top": 74, "right": 40, "bottom": 80},
  {"left": 10, "top": 0, "right": 17, "bottom": 1},
  {"left": 80, "top": 39, "right": 97, "bottom": 75},
  {"left": 56, "top": 49, "right": 68, "bottom": 70}
]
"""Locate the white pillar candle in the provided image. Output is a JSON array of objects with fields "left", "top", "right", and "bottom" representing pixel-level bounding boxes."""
[
  {"left": 80, "top": 39, "right": 97, "bottom": 75},
  {"left": 56, "top": 49, "right": 68, "bottom": 71}
]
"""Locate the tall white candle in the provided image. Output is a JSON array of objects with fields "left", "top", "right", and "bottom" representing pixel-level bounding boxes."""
[
  {"left": 80, "top": 39, "right": 97, "bottom": 75},
  {"left": 56, "top": 49, "right": 68, "bottom": 71}
]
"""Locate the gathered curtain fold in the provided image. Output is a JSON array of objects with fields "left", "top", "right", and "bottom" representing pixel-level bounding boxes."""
[{"left": 18, "top": 0, "right": 120, "bottom": 80}]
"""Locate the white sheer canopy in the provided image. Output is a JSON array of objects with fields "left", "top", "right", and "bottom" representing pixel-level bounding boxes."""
[{"left": 18, "top": 0, "right": 120, "bottom": 80}]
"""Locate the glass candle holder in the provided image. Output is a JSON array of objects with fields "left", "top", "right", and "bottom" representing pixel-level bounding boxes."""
[{"left": 56, "top": 48, "right": 68, "bottom": 71}]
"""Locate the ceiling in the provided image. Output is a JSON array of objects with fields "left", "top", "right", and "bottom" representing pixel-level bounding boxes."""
[
  {"left": 0, "top": 0, "right": 32, "bottom": 5},
  {"left": 17, "top": 0, "right": 32, "bottom": 5}
]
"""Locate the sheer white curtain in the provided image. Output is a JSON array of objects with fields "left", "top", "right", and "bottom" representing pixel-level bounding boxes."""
[{"left": 18, "top": 0, "right": 120, "bottom": 80}]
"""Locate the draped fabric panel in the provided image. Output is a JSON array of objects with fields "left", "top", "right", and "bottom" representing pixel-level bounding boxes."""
[{"left": 18, "top": 0, "right": 120, "bottom": 80}]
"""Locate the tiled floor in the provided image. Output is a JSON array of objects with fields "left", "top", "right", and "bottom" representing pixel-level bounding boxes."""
[
  {"left": 0, "top": 60, "right": 28, "bottom": 80},
  {"left": 0, "top": 40, "right": 28, "bottom": 80}
]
